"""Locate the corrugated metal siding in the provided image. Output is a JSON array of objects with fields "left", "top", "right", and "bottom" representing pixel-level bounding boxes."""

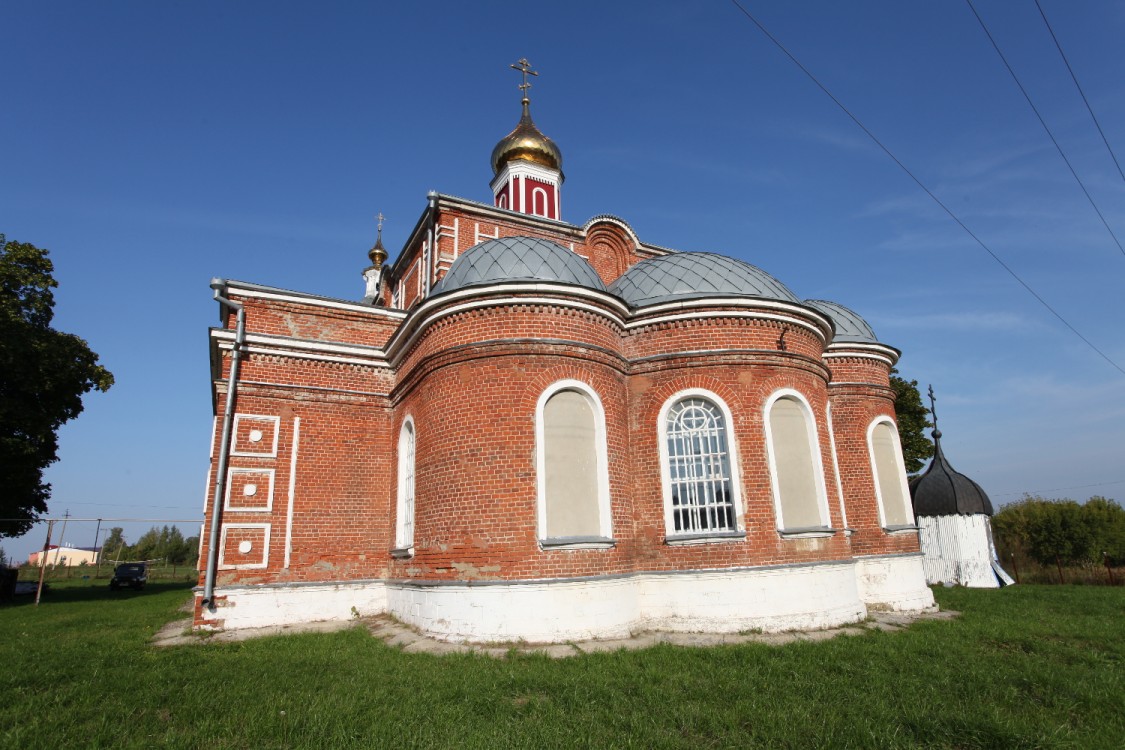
[{"left": 917, "top": 515, "right": 1001, "bottom": 588}]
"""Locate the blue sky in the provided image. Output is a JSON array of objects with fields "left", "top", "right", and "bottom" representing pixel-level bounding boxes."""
[{"left": 3, "top": 1, "right": 1123, "bottom": 561}]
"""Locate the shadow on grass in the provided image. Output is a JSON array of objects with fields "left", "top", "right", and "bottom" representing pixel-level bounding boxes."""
[{"left": 2, "top": 580, "right": 195, "bottom": 607}]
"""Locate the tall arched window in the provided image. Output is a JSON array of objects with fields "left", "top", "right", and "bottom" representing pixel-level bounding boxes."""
[
  {"left": 868, "top": 418, "right": 914, "bottom": 528},
  {"left": 765, "top": 391, "right": 830, "bottom": 531},
  {"left": 536, "top": 381, "right": 612, "bottom": 545},
  {"left": 532, "top": 187, "right": 549, "bottom": 217},
  {"left": 660, "top": 393, "right": 740, "bottom": 537},
  {"left": 394, "top": 417, "right": 415, "bottom": 553}
]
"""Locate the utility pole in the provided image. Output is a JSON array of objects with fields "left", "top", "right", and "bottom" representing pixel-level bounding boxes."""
[
  {"left": 35, "top": 520, "right": 55, "bottom": 606},
  {"left": 52, "top": 509, "right": 70, "bottom": 566},
  {"left": 92, "top": 518, "right": 102, "bottom": 564}
]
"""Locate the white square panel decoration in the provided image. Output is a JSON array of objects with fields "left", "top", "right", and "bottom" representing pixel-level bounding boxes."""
[
  {"left": 231, "top": 415, "right": 281, "bottom": 458},
  {"left": 219, "top": 524, "right": 271, "bottom": 570},
  {"left": 224, "top": 468, "right": 275, "bottom": 512}
]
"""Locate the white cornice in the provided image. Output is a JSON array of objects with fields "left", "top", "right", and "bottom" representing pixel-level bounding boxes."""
[
  {"left": 384, "top": 285, "right": 628, "bottom": 366},
  {"left": 224, "top": 282, "right": 407, "bottom": 319},
  {"left": 211, "top": 329, "right": 389, "bottom": 367},
  {"left": 823, "top": 341, "right": 900, "bottom": 365},
  {"left": 627, "top": 299, "right": 832, "bottom": 341},
  {"left": 490, "top": 161, "right": 561, "bottom": 190}
]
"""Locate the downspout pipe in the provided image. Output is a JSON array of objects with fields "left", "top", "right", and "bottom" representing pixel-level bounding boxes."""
[
  {"left": 202, "top": 278, "right": 246, "bottom": 612},
  {"left": 425, "top": 190, "right": 438, "bottom": 297}
]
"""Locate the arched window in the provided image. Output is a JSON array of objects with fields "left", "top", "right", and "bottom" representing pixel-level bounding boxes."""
[
  {"left": 660, "top": 392, "right": 741, "bottom": 537},
  {"left": 765, "top": 392, "right": 830, "bottom": 531},
  {"left": 532, "top": 187, "right": 549, "bottom": 217},
  {"left": 536, "top": 381, "right": 612, "bottom": 545},
  {"left": 868, "top": 418, "right": 914, "bottom": 528},
  {"left": 394, "top": 417, "right": 415, "bottom": 553}
]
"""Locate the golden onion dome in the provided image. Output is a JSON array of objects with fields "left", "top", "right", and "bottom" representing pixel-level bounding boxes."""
[{"left": 490, "top": 99, "right": 563, "bottom": 176}]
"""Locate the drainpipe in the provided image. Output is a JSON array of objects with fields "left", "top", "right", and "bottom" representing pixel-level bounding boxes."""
[
  {"left": 202, "top": 278, "right": 246, "bottom": 611},
  {"left": 426, "top": 190, "right": 438, "bottom": 296}
]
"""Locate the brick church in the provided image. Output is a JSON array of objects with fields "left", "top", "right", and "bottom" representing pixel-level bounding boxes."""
[{"left": 196, "top": 62, "right": 935, "bottom": 641}]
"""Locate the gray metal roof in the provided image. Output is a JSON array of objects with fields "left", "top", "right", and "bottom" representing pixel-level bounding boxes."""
[
  {"left": 433, "top": 236, "right": 606, "bottom": 294},
  {"left": 909, "top": 430, "right": 994, "bottom": 517},
  {"left": 805, "top": 299, "right": 878, "bottom": 343},
  {"left": 608, "top": 252, "right": 799, "bottom": 307}
]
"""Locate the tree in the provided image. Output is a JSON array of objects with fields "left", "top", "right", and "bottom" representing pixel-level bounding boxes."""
[
  {"left": 101, "top": 527, "right": 126, "bottom": 561},
  {"left": 127, "top": 525, "right": 195, "bottom": 564},
  {"left": 890, "top": 369, "right": 933, "bottom": 474},
  {"left": 992, "top": 495, "right": 1124, "bottom": 567},
  {"left": 130, "top": 527, "right": 161, "bottom": 561},
  {"left": 0, "top": 235, "right": 114, "bottom": 537}
]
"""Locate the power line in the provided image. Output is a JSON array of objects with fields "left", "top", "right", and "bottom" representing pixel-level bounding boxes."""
[
  {"left": 965, "top": 0, "right": 1125, "bottom": 258},
  {"left": 994, "top": 478, "right": 1125, "bottom": 499},
  {"left": 1, "top": 517, "right": 203, "bottom": 524},
  {"left": 1035, "top": 0, "right": 1125, "bottom": 187},
  {"left": 726, "top": 0, "right": 1125, "bottom": 378}
]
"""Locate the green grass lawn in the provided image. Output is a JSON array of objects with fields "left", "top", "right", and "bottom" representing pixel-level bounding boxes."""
[{"left": 1, "top": 583, "right": 1121, "bottom": 749}]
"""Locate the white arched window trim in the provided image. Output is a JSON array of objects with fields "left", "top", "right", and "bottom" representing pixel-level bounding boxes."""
[
  {"left": 763, "top": 388, "right": 832, "bottom": 536},
  {"left": 866, "top": 416, "right": 916, "bottom": 531},
  {"left": 825, "top": 403, "right": 850, "bottom": 532},
  {"left": 393, "top": 415, "right": 416, "bottom": 557},
  {"left": 535, "top": 379, "right": 614, "bottom": 548},
  {"left": 657, "top": 388, "right": 745, "bottom": 543},
  {"left": 531, "top": 187, "right": 549, "bottom": 217}
]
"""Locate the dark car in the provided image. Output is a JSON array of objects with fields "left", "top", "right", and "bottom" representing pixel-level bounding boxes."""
[{"left": 110, "top": 563, "right": 147, "bottom": 591}]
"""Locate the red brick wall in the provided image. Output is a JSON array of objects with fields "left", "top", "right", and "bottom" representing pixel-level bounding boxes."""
[{"left": 199, "top": 282, "right": 918, "bottom": 603}]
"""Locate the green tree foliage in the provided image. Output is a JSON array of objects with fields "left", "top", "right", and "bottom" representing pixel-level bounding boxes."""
[
  {"left": 993, "top": 495, "right": 1125, "bottom": 566},
  {"left": 101, "top": 527, "right": 126, "bottom": 561},
  {"left": 890, "top": 369, "right": 933, "bottom": 474},
  {"left": 0, "top": 235, "right": 114, "bottom": 537},
  {"left": 127, "top": 525, "right": 196, "bottom": 564}
]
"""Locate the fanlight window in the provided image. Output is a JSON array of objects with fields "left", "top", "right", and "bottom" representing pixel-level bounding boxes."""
[
  {"left": 395, "top": 419, "right": 415, "bottom": 550},
  {"left": 869, "top": 420, "right": 913, "bottom": 527},
  {"left": 665, "top": 397, "right": 736, "bottom": 533}
]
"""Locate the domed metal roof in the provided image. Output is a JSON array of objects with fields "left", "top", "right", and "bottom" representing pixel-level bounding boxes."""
[
  {"left": 433, "top": 236, "right": 606, "bottom": 294},
  {"left": 805, "top": 299, "right": 878, "bottom": 343},
  {"left": 909, "top": 389, "right": 993, "bottom": 518},
  {"left": 608, "top": 252, "right": 799, "bottom": 307},
  {"left": 910, "top": 428, "right": 994, "bottom": 517},
  {"left": 491, "top": 101, "right": 563, "bottom": 176}
]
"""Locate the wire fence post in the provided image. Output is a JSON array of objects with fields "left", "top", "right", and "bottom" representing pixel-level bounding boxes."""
[{"left": 1104, "top": 552, "right": 1116, "bottom": 586}]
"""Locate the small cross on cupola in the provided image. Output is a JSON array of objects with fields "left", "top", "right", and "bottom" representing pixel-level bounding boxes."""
[
  {"left": 490, "top": 58, "right": 563, "bottom": 220},
  {"left": 362, "top": 212, "right": 388, "bottom": 305}
]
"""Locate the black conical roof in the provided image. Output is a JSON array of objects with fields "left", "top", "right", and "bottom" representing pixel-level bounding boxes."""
[{"left": 909, "top": 428, "right": 994, "bottom": 516}]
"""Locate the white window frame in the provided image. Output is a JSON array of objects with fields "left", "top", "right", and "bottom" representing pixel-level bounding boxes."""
[
  {"left": 535, "top": 380, "right": 613, "bottom": 547},
  {"left": 763, "top": 389, "right": 832, "bottom": 534},
  {"left": 866, "top": 416, "right": 916, "bottom": 530},
  {"left": 657, "top": 389, "right": 745, "bottom": 542},
  {"left": 394, "top": 416, "right": 416, "bottom": 555}
]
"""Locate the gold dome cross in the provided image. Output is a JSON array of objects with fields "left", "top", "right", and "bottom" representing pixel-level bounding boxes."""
[{"left": 510, "top": 58, "right": 538, "bottom": 100}]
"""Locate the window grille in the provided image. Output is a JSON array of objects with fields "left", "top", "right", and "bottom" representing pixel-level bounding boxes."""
[{"left": 665, "top": 398, "right": 735, "bottom": 533}]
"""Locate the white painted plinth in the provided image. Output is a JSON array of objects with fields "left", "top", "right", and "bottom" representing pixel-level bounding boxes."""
[
  {"left": 197, "top": 580, "right": 388, "bottom": 631},
  {"left": 198, "top": 558, "right": 938, "bottom": 641},
  {"left": 387, "top": 561, "right": 867, "bottom": 643},
  {"left": 854, "top": 553, "right": 936, "bottom": 611}
]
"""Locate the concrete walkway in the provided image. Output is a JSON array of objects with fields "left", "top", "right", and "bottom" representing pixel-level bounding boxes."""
[{"left": 153, "top": 608, "right": 960, "bottom": 657}]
